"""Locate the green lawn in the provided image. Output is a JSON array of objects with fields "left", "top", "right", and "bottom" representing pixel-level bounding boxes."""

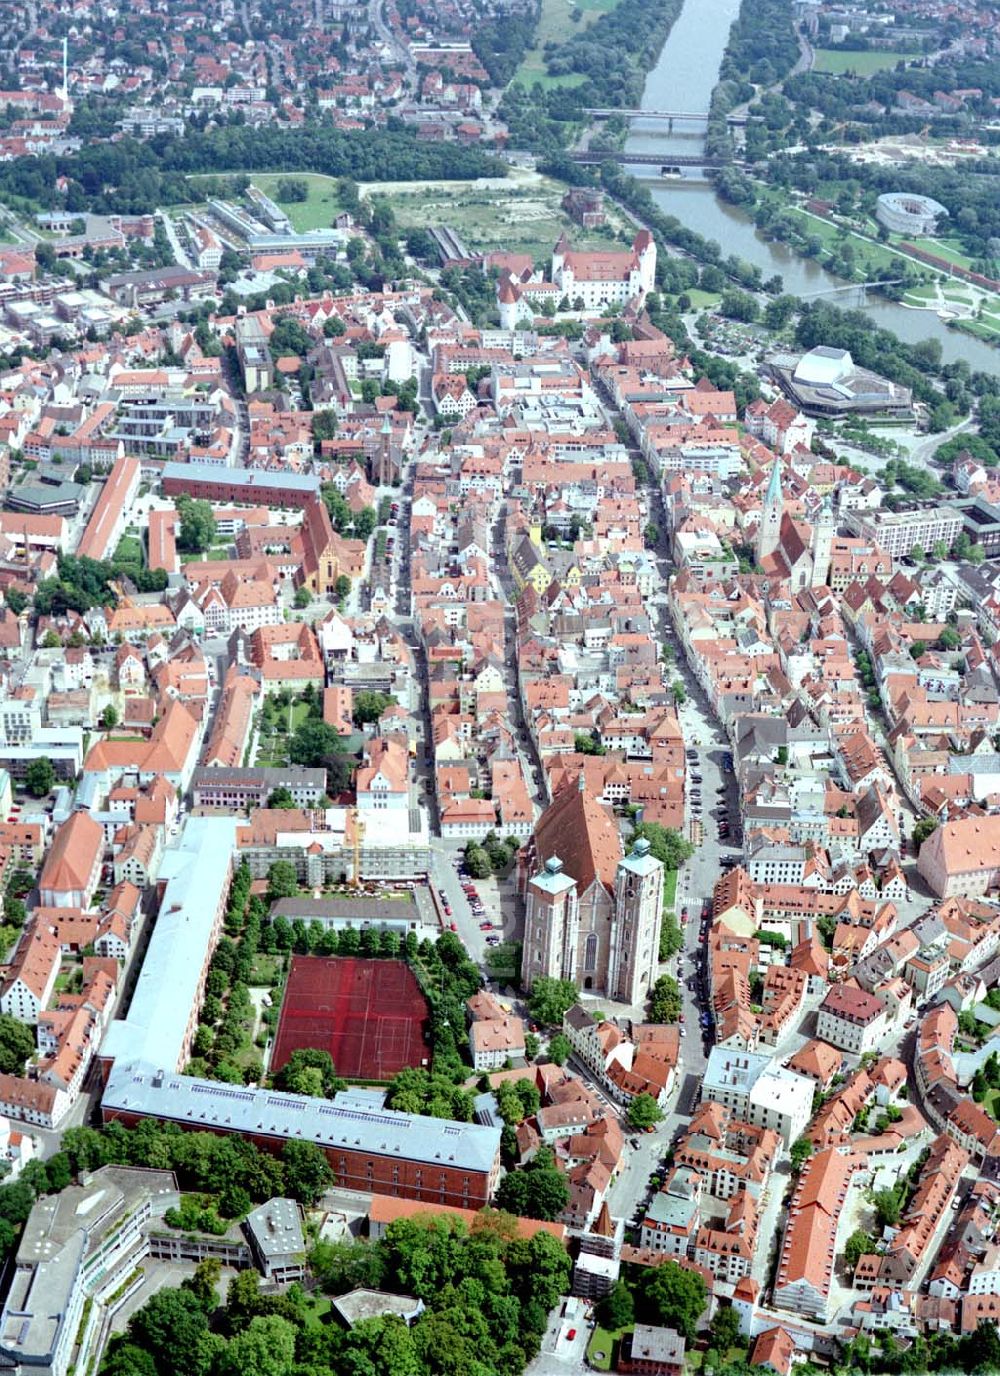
[
  {"left": 902, "top": 283, "right": 938, "bottom": 306},
  {"left": 186, "top": 171, "right": 344, "bottom": 234},
  {"left": 250, "top": 173, "right": 344, "bottom": 233},
  {"left": 379, "top": 175, "right": 626, "bottom": 264},
  {"left": 788, "top": 207, "right": 924, "bottom": 279},
  {"left": 812, "top": 48, "right": 918, "bottom": 74},
  {"left": 587, "top": 1327, "right": 624, "bottom": 1372},
  {"left": 514, "top": 0, "right": 621, "bottom": 88},
  {"left": 959, "top": 315, "right": 1000, "bottom": 343},
  {"left": 113, "top": 535, "right": 144, "bottom": 568},
  {"left": 682, "top": 288, "right": 722, "bottom": 310},
  {"left": 663, "top": 869, "right": 677, "bottom": 909},
  {"left": 900, "top": 235, "right": 975, "bottom": 271},
  {"left": 248, "top": 954, "right": 284, "bottom": 987}
]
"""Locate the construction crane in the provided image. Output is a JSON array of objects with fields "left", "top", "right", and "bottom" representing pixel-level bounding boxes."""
[{"left": 350, "top": 806, "right": 364, "bottom": 888}]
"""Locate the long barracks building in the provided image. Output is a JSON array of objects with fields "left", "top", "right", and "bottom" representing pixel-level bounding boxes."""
[
  {"left": 97, "top": 816, "right": 501, "bottom": 1208},
  {"left": 102, "top": 1064, "right": 501, "bottom": 1208}
]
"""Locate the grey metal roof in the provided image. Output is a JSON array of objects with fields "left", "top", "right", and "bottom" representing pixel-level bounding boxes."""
[
  {"left": 102, "top": 1061, "right": 502, "bottom": 1175},
  {"left": 161, "top": 462, "right": 320, "bottom": 493},
  {"left": 269, "top": 896, "right": 419, "bottom": 922},
  {"left": 100, "top": 816, "right": 238, "bottom": 1071},
  {"left": 244, "top": 1198, "right": 305, "bottom": 1261}
]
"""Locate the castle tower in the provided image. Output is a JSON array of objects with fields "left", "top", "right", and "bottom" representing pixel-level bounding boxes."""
[
  {"left": 551, "top": 232, "right": 570, "bottom": 284},
  {"left": 633, "top": 229, "right": 656, "bottom": 294},
  {"left": 608, "top": 836, "right": 663, "bottom": 1005},
  {"left": 521, "top": 855, "right": 579, "bottom": 991},
  {"left": 497, "top": 273, "right": 520, "bottom": 332},
  {"left": 810, "top": 493, "right": 836, "bottom": 589},
  {"left": 756, "top": 457, "right": 783, "bottom": 564}
]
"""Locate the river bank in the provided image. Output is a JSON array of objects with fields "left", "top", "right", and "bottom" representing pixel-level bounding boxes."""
[{"left": 621, "top": 0, "right": 998, "bottom": 371}]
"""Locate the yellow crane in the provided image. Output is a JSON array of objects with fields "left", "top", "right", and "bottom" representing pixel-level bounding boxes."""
[{"left": 351, "top": 806, "right": 364, "bottom": 888}]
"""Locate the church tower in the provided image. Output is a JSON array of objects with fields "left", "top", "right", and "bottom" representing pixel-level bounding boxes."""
[
  {"left": 608, "top": 837, "right": 663, "bottom": 1005},
  {"left": 810, "top": 493, "right": 836, "bottom": 588},
  {"left": 756, "top": 457, "right": 783, "bottom": 564}
]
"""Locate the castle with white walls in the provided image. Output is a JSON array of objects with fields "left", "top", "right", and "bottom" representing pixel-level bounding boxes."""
[{"left": 497, "top": 230, "right": 656, "bottom": 329}]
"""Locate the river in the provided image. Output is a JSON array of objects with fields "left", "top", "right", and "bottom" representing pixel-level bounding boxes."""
[{"left": 622, "top": 0, "right": 999, "bottom": 373}]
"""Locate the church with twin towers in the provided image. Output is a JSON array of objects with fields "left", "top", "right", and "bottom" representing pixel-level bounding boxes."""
[{"left": 520, "top": 784, "right": 665, "bottom": 1007}]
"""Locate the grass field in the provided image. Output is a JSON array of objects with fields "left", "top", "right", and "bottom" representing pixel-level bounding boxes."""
[
  {"left": 958, "top": 314, "right": 1000, "bottom": 343},
  {"left": 587, "top": 1327, "right": 624, "bottom": 1372},
  {"left": 900, "top": 235, "right": 975, "bottom": 271},
  {"left": 377, "top": 173, "right": 629, "bottom": 262},
  {"left": 250, "top": 173, "right": 343, "bottom": 232},
  {"left": 682, "top": 288, "right": 722, "bottom": 309},
  {"left": 812, "top": 48, "right": 918, "bottom": 75},
  {"left": 663, "top": 869, "right": 677, "bottom": 910},
  {"left": 788, "top": 207, "right": 926, "bottom": 279},
  {"left": 254, "top": 701, "right": 312, "bottom": 768},
  {"left": 514, "top": 0, "right": 620, "bottom": 88},
  {"left": 113, "top": 535, "right": 144, "bottom": 568}
]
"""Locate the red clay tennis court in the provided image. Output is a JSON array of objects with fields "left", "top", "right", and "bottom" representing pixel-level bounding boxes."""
[{"left": 271, "top": 955, "right": 431, "bottom": 1081}]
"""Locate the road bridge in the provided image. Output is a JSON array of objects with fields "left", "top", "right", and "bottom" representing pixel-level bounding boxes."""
[
  {"left": 567, "top": 150, "right": 729, "bottom": 169},
  {"left": 585, "top": 107, "right": 749, "bottom": 125}
]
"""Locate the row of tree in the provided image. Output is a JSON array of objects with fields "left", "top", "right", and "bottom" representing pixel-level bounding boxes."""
[{"left": 0, "top": 122, "right": 500, "bottom": 217}]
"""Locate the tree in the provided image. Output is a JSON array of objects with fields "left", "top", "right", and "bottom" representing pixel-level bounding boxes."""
[
  {"left": 710, "top": 1304, "right": 742, "bottom": 1353},
  {"left": 181, "top": 1256, "right": 221, "bottom": 1313},
  {"left": 24, "top": 756, "right": 55, "bottom": 797},
  {"left": 276, "top": 177, "right": 308, "bottom": 202},
  {"left": 671, "top": 680, "right": 686, "bottom": 706},
  {"left": 273, "top": 1048, "right": 344, "bottom": 1098},
  {"left": 289, "top": 718, "right": 345, "bottom": 771},
  {"left": 910, "top": 543, "right": 925, "bottom": 563},
  {"left": 790, "top": 1136, "right": 813, "bottom": 1174},
  {"left": 463, "top": 843, "right": 492, "bottom": 880},
  {"left": 219, "top": 1316, "right": 298, "bottom": 1376},
  {"left": 293, "top": 586, "right": 312, "bottom": 609},
  {"left": 528, "top": 977, "right": 579, "bottom": 1027},
  {"left": 648, "top": 975, "right": 681, "bottom": 1023},
  {"left": 494, "top": 1147, "right": 569, "bottom": 1221},
  {"left": 873, "top": 1187, "right": 902, "bottom": 1229},
  {"left": 524, "top": 1032, "right": 540, "bottom": 1061},
  {"left": 659, "top": 916, "right": 683, "bottom": 962},
  {"left": 844, "top": 1229, "right": 876, "bottom": 1271},
  {"left": 175, "top": 495, "right": 217, "bottom": 554},
  {"left": 0, "top": 1014, "right": 35, "bottom": 1075},
  {"left": 627, "top": 1092, "right": 663, "bottom": 1131},
  {"left": 547, "top": 1033, "right": 572, "bottom": 1066},
  {"left": 101, "top": 1344, "right": 159, "bottom": 1376},
  {"left": 938, "top": 627, "right": 961, "bottom": 650},
  {"left": 631, "top": 823, "right": 694, "bottom": 871},
  {"left": 335, "top": 574, "right": 351, "bottom": 603},
  {"left": 3, "top": 895, "right": 25, "bottom": 927},
  {"left": 638, "top": 1259, "right": 707, "bottom": 1340},
  {"left": 312, "top": 409, "right": 338, "bottom": 439},
  {"left": 127, "top": 1289, "right": 210, "bottom": 1376},
  {"left": 597, "top": 1279, "right": 634, "bottom": 1331},
  {"left": 281, "top": 1139, "right": 334, "bottom": 1203},
  {"left": 266, "top": 786, "right": 296, "bottom": 810},
  {"left": 100, "top": 704, "right": 119, "bottom": 729},
  {"left": 266, "top": 860, "right": 299, "bottom": 902},
  {"left": 912, "top": 817, "right": 938, "bottom": 853},
  {"left": 353, "top": 690, "right": 395, "bottom": 726}
]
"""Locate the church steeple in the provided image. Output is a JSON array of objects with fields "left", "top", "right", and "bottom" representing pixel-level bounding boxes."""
[{"left": 757, "top": 457, "right": 784, "bottom": 563}]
